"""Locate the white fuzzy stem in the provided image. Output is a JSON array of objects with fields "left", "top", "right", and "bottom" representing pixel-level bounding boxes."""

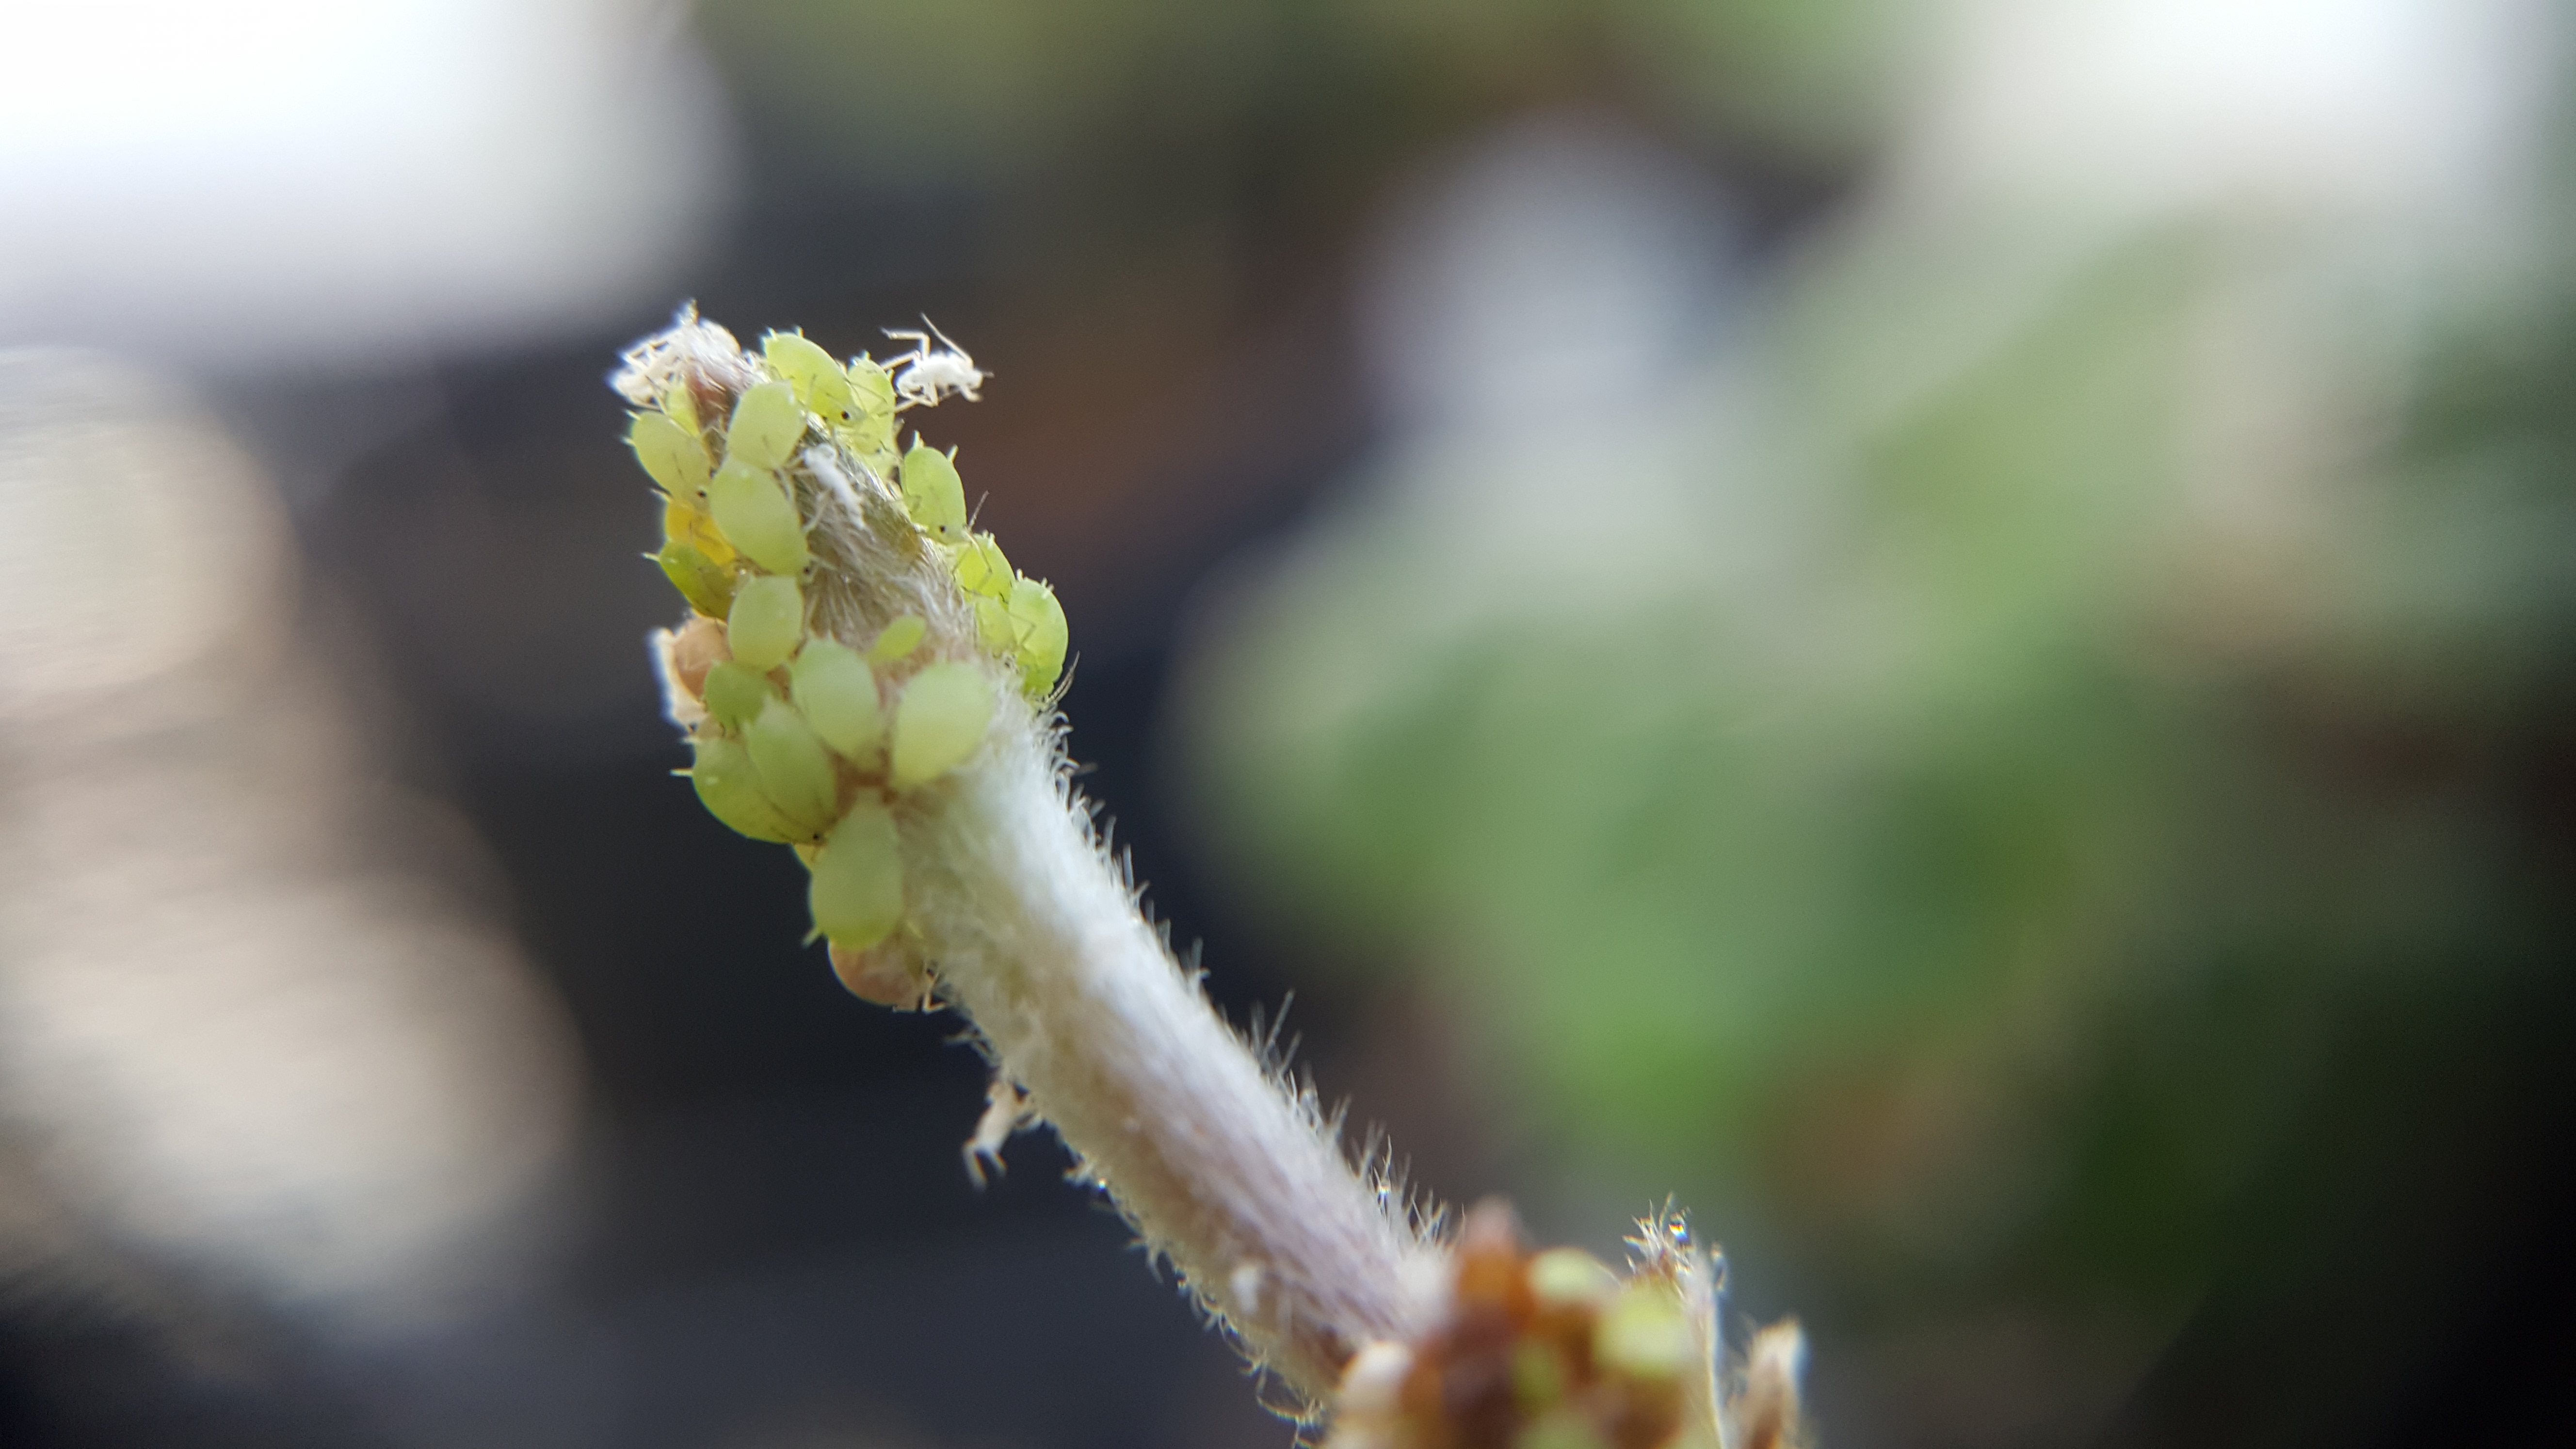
[{"left": 906, "top": 713, "right": 1445, "bottom": 1401}]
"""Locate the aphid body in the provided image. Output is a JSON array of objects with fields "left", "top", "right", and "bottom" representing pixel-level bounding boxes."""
[
  {"left": 726, "top": 380, "right": 808, "bottom": 470},
  {"left": 690, "top": 732, "right": 800, "bottom": 843},
  {"left": 726, "top": 575, "right": 805, "bottom": 670},
  {"left": 869, "top": 615, "right": 928, "bottom": 664},
  {"left": 808, "top": 803, "right": 905, "bottom": 950},
  {"left": 883, "top": 319, "right": 986, "bottom": 408},
  {"left": 890, "top": 661, "right": 996, "bottom": 788},
  {"left": 789, "top": 640, "right": 886, "bottom": 761},
  {"left": 629, "top": 411, "right": 709, "bottom": 493},
  {"left": 899, "top": 441, "right": 969, "bottom": 544},
  {"left": 700, "top": 660, "right": 776, "bottom": 730},
  {"left": 744, "top": 697, "right": 841, "bottom": 836},
  {"left": 762, "top": 331, "right": 858, "bottom": 425},
  {"left": 706, "top": 457, "right": 809, "bottom": 577}
]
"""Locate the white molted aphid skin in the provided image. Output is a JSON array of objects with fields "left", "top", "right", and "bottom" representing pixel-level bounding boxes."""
[
  {"left": 647, "top": 626, "right": 707, "bottom": 729},
  {"left": 963, "top": 1074, "right": 1029, "bottom": 1188},
  {"left": 1231, "top": 1260, "right": 1268, "bottom": 1319},
  {"left": 1336, "top": 1340, "right": 1415, "bottom": 1418},
  {"left": 801, "top": 444, "right": 870, "bottom": 530},
  {"left": 882, "top": 318, "right": 986, "bottom": 407}
]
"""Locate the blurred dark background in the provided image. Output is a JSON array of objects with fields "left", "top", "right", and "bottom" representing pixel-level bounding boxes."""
[{"left": 2, "top": 3, "right": 2571, "bottom": 1448}]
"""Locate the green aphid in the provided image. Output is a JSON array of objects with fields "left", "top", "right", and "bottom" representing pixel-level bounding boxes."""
[
  {"left": 954, "top": 531, "right": 1012, "bottom": 598},
  {"left": 840, "top": 359, "right": 898, "bottom": 455},
  {"left": 1007, "top": 576, "right": 1068, "bottom": 698},
  {"left": 727, "top": 380, "right": 807, "bottom": 470},
  {"left": 899, "top": 441, "right": 968, "bottom": 544},
  {"left": 891, "top": 661, "right": 995, "bottom": 788},
  {"left": 848, "top": 356, "right": 897, "bottom": 417},
  {"left": 746, "top": 696, "right": 841, "bottom": 837},
  {"left": 868, "top": 614, "right": 927, "bottom": 664},
  {"left": 1594, "top": 1285, "right": 1696, "bottom": 1381},
  {"left": 690, "top": 730, "right": 799, "bottom": 843},
  {"left": 655, "top": 539, "right": 737, "bottom": 619},
  {"left": 706, "top": 456, "right": 810, "bottom": 576},
  {"left": 973, "top": 594, "right": 1015, "bottom": 655},
  {"left": 629, "top": 411, "right": 708, "bottom": 493},
  {"left": 763, "top": 332, "right": 858, "bottom": 425},
  {"left": 807, "top": 801, "right": 905, "bottom": 950},
  {"left": 789, "top": 639, "right": 885, "bottom": 760},
  {"left": 700, "top": 660, "right": 775, "bottom": 730},
  {"left": 845, "top": 417, "right": 896, "bottom": 459},
  {"left": 727, "top": 575, "right": 805, "bottom": 670},
  {"left": 661, "top": 383, "right": 701, "bottom": 436}
]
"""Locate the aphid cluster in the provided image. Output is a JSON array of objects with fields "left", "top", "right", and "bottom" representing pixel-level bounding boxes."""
[
  {"left": 619, "top": 313, "right": 1067, "bottom": 1002},
  {"left": 1324, "top": 1204, "right": 1791, "bottom": 1449}
]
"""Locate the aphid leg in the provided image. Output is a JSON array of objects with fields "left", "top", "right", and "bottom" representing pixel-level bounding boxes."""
[{"left": 879, "top": 328, "right": 933, "bottom": 369}]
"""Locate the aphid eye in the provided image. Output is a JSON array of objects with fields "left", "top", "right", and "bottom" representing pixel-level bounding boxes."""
[
  {"left": 808, "top": 802, "right": 905, "bottom": 950},
  {"left": 868, "top": 614, "right": 927, "bottom": 664},
  {"left": 705, "top": 457, "right": 810, "bottom": 577},
  {"left": 898, "top": 441, "right": 968, "bottom": 543},
  {"left": 700, "top": 660, "right": 776, "bottom": 730},
  {"left": 726, "top": 574, "right": 805, "bottom": 670},
  {"left": 890, "top": 661, "right": 996, "bottom": 788},
  {"left": 726, "top": 380, "right": 808, "bottom": 470},
  {"left": 630, "top": 411, "right": 709, "bottom": 492},
  {"left": 689, "top": 730, "right": 799, "bottom": 843},
  {"left": 744, "top": 695, "right": 841, "bottom": 837},
  {"left": 789, "top": 639, "right": 886, "bottom": 760}
]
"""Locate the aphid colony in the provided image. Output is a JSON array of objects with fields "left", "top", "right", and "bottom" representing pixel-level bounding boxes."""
[
  {"left": 622, "top": 319, "right": 1066, "bottom": 994},
  {"left": 1326, "top": 1205, "right": 1771, "bottom": 1449}
]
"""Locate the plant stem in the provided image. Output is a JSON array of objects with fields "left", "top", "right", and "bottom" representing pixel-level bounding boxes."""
[{"left": 908, "top": 711, "right": 1446, "bottom": 1401}]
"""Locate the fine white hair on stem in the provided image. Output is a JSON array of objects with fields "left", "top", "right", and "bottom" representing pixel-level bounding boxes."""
[{"left": 904, "top": 702, "right": 1448, "bottom": 1400}]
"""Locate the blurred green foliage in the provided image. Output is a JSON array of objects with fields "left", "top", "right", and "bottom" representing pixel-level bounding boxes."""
[
  {"left": 702, "top": 0, "right": 1900, "bottom": 187},
  {"left": 1177, "top": 85, "right": 2576, "bottom": 1434}
]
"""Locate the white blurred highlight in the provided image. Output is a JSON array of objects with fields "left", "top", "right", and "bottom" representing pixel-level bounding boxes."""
[
  {"left": 0, "top": 353, "right": 580, "bottom": 1325},
  {"left": 1357, "top": 113, "right": 1739, "bottom": 437},
  {"left": 0, "top": 0, "right": 731, "bottom": 363},
  {"left": 1909, "top": 0, "right": 2559, "bottom": 242}
]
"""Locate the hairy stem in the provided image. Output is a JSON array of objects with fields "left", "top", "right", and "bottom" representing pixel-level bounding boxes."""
[
  {"left": 909, "top": 714, "right": 1445, "bottom": 1400},
  {"left": 614, "top": 309, "right": 1799, "bottom": 1444}
]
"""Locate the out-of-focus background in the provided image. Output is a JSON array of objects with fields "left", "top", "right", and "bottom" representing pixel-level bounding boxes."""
[{"left": 3, "top": 2, "right": 2571, "bottom": 1446}]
